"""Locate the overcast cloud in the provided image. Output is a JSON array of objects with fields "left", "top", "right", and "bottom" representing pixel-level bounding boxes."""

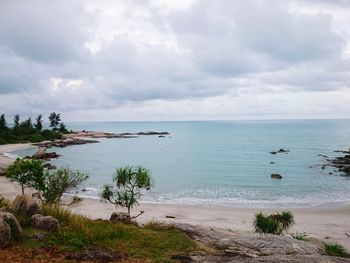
[{"left": 0, "top": 0, "right": 349, "bottom": 121}]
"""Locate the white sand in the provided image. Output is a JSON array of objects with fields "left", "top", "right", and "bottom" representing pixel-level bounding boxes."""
[{"left": 0, "top": 143, "right": 350, "bottom": 250}]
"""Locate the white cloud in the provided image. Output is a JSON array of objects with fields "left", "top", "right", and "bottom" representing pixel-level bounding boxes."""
[{"left": 0, "top": 0, "right": 349, "bottom": 121}]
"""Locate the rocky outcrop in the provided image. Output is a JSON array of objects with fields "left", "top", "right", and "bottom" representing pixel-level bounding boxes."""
[
  {"left": 270, "top": 149, "right": 289, "bottom": 154},
  {"left": 0, "top": 218, "right": 11, "bottom": 249},
  {"left": 172, "top": 223, "right": 350, "bottom": 263},
  {"left": 63, "top": 130, "right": 170, "bottom": 139},
  {"left": 321, "top": 148, "right": 350, "bottom": 176},
  {"left": 31, "top": 148, "right": 60, "bottom": 160},
  {"left": 0, "top": 212, "right": 23, "bottom": 239},
  {"left": 31, "top": 214, "right": 59, "bottom": 232},
  {"left": 10, "top": 195, "right": 42, "bottom": 217},
  {"left": 110, "top": 212, "right": 131, "bottom": 223},
  {"left": 271, "top": 174, "right": 282, "bottom": 179},
  {"left": 33, "top": 138, "right": 99, "bottom": 148}
]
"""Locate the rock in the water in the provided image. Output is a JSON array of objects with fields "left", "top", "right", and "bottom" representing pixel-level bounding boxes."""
[
  {"left": 0, "top": 212, "right": 23, "bottom": 239},
  {"left": 43, "top": 163, "right": 56, "bottom": 170},
  {"left": 11, "top": 195, "right": 42, "bottom": 217},
  {"left": 44, "top": 152, "right": 59, "bottom": 159},
  {"left": 31, "top": 214, "right": 59, "bottom": 232},
  {"left": 0, "top": 218, "right": 11, "bottom": 249},
  {"left": 270, "top": 149, "right": 289, "bottom": 154},
  {"left": 32, "top": 147, "right": 47, "bottom": 159},
  {"left": 271, "top": 174, "right": 283, "bottom": 179},
  {"left": 110, "top": 212, "right": 131, "bottom": 223}
]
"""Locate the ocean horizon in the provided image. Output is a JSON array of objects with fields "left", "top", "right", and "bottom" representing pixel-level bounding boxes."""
[{"left": 12, "top": 119, "right": 350, "bottom": 208}]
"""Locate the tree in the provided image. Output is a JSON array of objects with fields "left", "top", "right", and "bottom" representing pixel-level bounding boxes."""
[
  {"left": 5, "top": 159, "right": 45, "bottom": 195},
  {"left": 101, "top": 166, "right": 152, "bottom": 218},
  {"left": 59, "top": 122, "right": 68, "bottom": 133},
  {"left": 49, "top": 112, "right": 61, "bottom": 130},
  {"left": 20, "top": 117, "right": 33, "bottom": 129},
  {"left": 13, "top": 114, "right": 20, "bottom": 128},
  {"left": 39, "top": 168, "right": 88, "bottom": 205},
  {"left": 0, "top": 114, "right": 7, "bottom": 130},
  {"left": 34, "top": 114, "right": 43, "bottom": 131}
]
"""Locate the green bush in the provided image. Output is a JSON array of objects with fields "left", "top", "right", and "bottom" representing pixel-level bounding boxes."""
[
  {"left": 253, "top": 211, "right": 295, "bottom": 235},
  {"left": 324, "top": 242, "right": 349, "bottom": 257}
]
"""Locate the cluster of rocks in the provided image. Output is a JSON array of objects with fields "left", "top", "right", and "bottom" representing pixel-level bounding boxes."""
[
  {"left": 172, "top": 223, "right": 350, "bottom": 262},
  {"left": 30, "top": 147, "right": 60, "bottom": 160},
  {"left": 323, "top": 148, "right": 350, "bottom": 176},
  {"left": 33, "top": 137, "right": 99, "bottom": 148},
  {"left": 0, "top": 195, "right": 59, "bottom": 249},
  {"left": 65, "top": 130, "right": 170, "bottom": 139},
  {"left": 270, "top": 148, "right": 289, "bottom": 155}
]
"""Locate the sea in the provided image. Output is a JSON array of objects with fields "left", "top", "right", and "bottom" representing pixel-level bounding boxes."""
[{"left": 12, "top": 119, "right": 350, "bottom": 208}]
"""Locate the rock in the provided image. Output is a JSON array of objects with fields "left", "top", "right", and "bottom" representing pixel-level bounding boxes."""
[
  {"left": 44, "top": 152, "right": 59, "bottom": 159},
  {"left": 270, "top": 149, "right": 289, "bottom": 154},
  {"left": 136, "top": 131, "right": 170, "bottom": 136},
  {"left": 11, "top": 195, "right": 42, "bottom": 217},
  {"left": 32, "top": 147, "right": 46, "bottom": 159},
  {"left": 65, "top": 247, "right": 123, "bottom": 262},
  {"left": 0, "top": 212, "right": 23, "bottom": 239},
  {"left": 31, "top": 233, "right": 46, "bottom": 241},
  {"left": 271, "top": 174, "right": 282, "bottom": 179},
  {"left": 109, "top": 212, "right": 131, "bottom": 223},
  {"left": 43, "top": 163, "right": 56, "bottom": 170},
  {"left": 166, "top": 215, "right": 176, "bottom": 219},
  {"left": 0, "top": 218, "right": 11, "bottom": 249},
  {"left": 270, "top": 162, "right": 275, "bottom": 164},
  {"left": 0, "top": 168, "right": 5, "bottom": 177},
  {"left": 31, "top": 214, "right": 59, "bottom": 232}
]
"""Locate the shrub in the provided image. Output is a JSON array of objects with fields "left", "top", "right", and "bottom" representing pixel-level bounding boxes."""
[
  {"left": 40, "top": 168, "right": 88, "bottom": 205},
  {"left": 101, "top": 166, "right": 152, "bottom": 218},
  {"left": 324, "top": 242, "right": 348, "bottom": 257},
  {"left": 291, "top": 232, "right": 307, "bottom": 240},
  {"left": 5, "top": 158, "right": 45, "bottom": 194},
  {"left": 253, "top": 211, "right": 295, "bottom": 235}
]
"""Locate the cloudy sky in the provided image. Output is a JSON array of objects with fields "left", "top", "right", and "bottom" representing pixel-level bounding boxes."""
[{"left": 0, "top": 0, "right": 350, "bottom": 121}]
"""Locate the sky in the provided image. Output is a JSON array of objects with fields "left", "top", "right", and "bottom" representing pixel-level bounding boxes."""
[{"left": 0, "top": 0, "right": 350, "bottom": 122}]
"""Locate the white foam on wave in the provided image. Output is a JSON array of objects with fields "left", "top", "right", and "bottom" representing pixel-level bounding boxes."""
[{"left": 3, "top": 152, "right": 18, "bottom": 159}]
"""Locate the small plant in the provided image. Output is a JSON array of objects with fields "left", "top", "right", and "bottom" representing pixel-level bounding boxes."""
[
  {"left": 253, "top": 211, "right": 295, "bottom": 235},
  {"left": 0, "top": 194, "right": 9, "bottom": 208},
  {"left": 101, "top": 165, "right": 152, "bottom": 218},
  {"left": 324, "top": 242, "right": 348, "bottom": 257},
  {"left": 39, "top": 168, "right": 88, "bottom": 205},
  {"left": 5, "top": 158, "right": 45, "bottom": 194},
  {"left": 291, "top": 232, "right": 307, "bottom": 240}
]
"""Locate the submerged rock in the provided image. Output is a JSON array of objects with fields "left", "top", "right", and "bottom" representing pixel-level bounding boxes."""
[
  {"left": 271, "top": 174, "right": 282, "bottom": 179},
  {"left": 270, "top": 149, "right": 290, "bottom": 154}
]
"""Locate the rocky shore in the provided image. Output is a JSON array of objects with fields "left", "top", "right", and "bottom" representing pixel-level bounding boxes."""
[
  {"left": 64, "top": 130, "right": 170, "bottom": 139},
  {"left": 321, "top": 148, "right": 350, "bottom": 176}
]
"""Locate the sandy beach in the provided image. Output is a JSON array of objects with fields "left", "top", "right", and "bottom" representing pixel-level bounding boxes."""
[{"left": 0, "top": 143, "right": 350, "bottom": 251}]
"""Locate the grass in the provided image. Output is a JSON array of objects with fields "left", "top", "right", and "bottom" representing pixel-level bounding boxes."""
[
  {"left": 290, "top": 232, "right": 307, "bottom": 241},
  {"left": 323, "top": 242, "right": 349, "bottom": 257},
  {"left": 253, "top": 211, "right": 295, "bottom": 235},
  {"left": 37, "top": 205, "right": 198, "bottom": 262}
]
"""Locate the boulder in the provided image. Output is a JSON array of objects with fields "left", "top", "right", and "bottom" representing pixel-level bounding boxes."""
[
  {"left": 31, "top": 214, "right": 59, "bottom": 232},
  {"left": 0, "top": 212, "right": 23, "bottom": 239},
  {"left": 110, "top": 212, "right": 131, "bottom": 223},
  {"left": 32, "top": 147, "right": 46, "bottom": 159},
  {"left": 0, "top": 218, "right": 11, "bottom": 249},
  {"left": 11, "top": 195, "right": 42, "bottom": 217},
  {"left": 44, "top": 152, "right": 59, "bottom": 159},
  {"left": 271, "top": 174, "right": 283, "bottom": 179}
]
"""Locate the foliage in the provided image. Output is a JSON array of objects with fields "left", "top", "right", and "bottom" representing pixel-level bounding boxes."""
[
  {"left": 39, "top": 168, "right": 88, "bottom": 205},
  {"left": 40, "top": 206, "right": 197, "bottom": 261},
  {"left": 5, "top": 158, "right": 45, "bottom": 194},
  {"left": 0, "top": 113, "right": 64, "bottom": 144},
  {"left": 291, "top": 232, "right": 307, "bottom": 241},
  {"left": 48, "top": 112, "right": 61, "bottom": 130},
  {"left": 324, "top": 242, "right": 349, "bottom": 257},
  {"left": 34, "top": 114, "right": 43, "bottom": 131},
  {"left": 101, "top": 165, "right": 152, "bottom": 216},
  {"left": 0, "top": 194, "right": 9, "bottom": 208},
  {"left": 253, "top": 211, "right": 295, "bottom": 235}
]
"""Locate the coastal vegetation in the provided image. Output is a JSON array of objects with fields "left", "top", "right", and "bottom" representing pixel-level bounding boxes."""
[
  {"left": 5, "top": 160, "right": 88, "bottom": 205},
  {"left": 0, "top": 112, "right": 68, "bottom": 145},
  {"left": 324, "top": 242, "right": 349, "bottom": 257},
  {"left": 101, "top": 165, "right": 152, "bottom": 218},
  {"left": 253, "top": 211, "right": 295, "bottom": 235}
]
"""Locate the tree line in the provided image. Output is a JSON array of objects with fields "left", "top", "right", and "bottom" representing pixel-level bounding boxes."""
[{"left": 0, "top": 112, "right": 69, "bottom": 144}]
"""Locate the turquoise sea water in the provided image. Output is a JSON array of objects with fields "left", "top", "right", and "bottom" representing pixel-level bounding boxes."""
[{"left": 13, "top": 120, "right": 350, "bottom": 208}]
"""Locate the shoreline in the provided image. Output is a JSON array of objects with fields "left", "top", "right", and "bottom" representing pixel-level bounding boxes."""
[{"left": 1, "top": 143, "right": 350, "bottom": 250}]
